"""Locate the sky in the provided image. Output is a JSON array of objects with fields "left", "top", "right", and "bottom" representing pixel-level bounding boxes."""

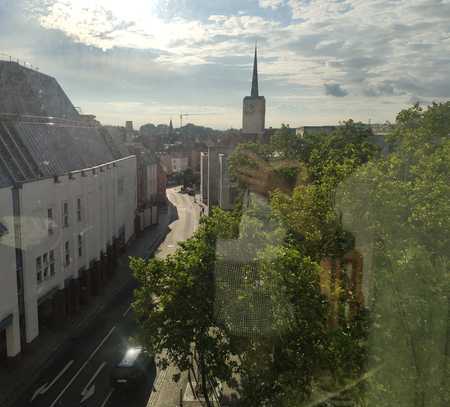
[{"left": 0, "top": 0, "right": 449, "bottom": 129}]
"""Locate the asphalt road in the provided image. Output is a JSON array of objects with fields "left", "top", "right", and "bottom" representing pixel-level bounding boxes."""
[{"left": 13, "top": 188, "right": 200, "bottom": 407}]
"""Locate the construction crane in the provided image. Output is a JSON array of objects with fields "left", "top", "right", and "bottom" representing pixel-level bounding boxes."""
[{"left": 179, "top": 112, "right": 217, "bottom": 128}]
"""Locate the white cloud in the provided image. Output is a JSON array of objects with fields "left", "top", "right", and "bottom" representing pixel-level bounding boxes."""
[
  {"left": 287, "top": 0, "right": 353, "bottom": 20},
  {"left": 259, "top": 0, "right": 284, "bottom": 10},
  {"left": 22, "top": 0, "right": 450, "bottom": 127},
  {"left": 30, "top": 1, "right": 280, "bottom": 66}
]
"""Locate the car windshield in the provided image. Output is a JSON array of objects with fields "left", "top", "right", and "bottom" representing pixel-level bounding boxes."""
[{"left": 0, "top": 2, "right": 449, "bottom": 407}]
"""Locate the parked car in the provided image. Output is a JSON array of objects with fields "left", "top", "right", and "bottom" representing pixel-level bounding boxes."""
[{"left": 110, "top": 347, "right": 153, "bottom": 389}]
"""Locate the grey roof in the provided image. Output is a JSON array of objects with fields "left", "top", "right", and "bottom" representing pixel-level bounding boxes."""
[
  {"left": 0, "top": 63, "right": 126, "bottom": 187},
  {"left": 0, "top": 61, "right": 79, "bottom": 119},
  {"left": 0, "top": 170, "right": 11, "bottom": 188},
  {"left": 251, "top": 46, "right": 259, "bottom": 97},
  {"left": 14, "top": 122, "right": 115, "bottom": 176}
]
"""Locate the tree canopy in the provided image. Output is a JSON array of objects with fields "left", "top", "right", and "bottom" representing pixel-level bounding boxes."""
[{"left": 132, "top": 103, "right": 450, "bottom": 406}]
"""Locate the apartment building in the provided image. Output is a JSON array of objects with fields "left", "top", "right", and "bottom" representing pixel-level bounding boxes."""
[{"left": 0, "top": 61, "right": 137, "bottom": 362}]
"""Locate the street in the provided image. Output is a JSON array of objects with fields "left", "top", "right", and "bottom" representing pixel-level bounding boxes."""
[{"left": 12, "top": 188, "right": 200, "bottom": 407}]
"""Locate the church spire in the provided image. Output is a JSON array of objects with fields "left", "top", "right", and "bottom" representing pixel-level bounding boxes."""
[{"left": 251, "top": 45, "right": 259, "bottom": 97}]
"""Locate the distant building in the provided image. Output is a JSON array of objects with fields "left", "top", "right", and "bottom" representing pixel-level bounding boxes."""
[
  {"left": 296, "top": 125, "right": 337, "bottom": 138},
  {"left": 200, "top": 48, "right": 264, "bottom": 212},
  {"left": 125, "top": 143, "right": 161, "bottom": 231},
  {"left": 171, "top": 157, "right": 189, "bottom": 173},
  {"left": 242, "top": 47, "right": 265, "bottom": 137},
  {"left": 200, "top": 152, "right": 208, "bottom": 204},
  {"left": 218, "top": 154, "right": 236, "bottom": 210},
  {"left": 0, "top": 61, "right": 137, "bottom": 362}
]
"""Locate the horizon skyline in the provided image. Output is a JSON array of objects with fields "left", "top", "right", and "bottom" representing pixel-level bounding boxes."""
[{"left": 1, "top": 0, "right": 449, "bottom": 129}]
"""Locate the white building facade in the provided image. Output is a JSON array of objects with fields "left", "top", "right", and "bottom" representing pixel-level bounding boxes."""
[
  {"left": 19, "top": 157, "right": 136, "bottom": 344},
  {"left": 0, "top": 156, "right": 137, "bottom": 355},
  {"left": 0, "top": 187, "right": 21, "bottom": 359},
  {"left": 0, "top": 61, "right": 139, "bottom": 361}
]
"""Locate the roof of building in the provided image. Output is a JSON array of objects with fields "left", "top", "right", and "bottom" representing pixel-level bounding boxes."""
[
  {"left": 0, "top": 62, "right": 126, "bottom": 187},
  {"left": 0, "top": 61, "right": 79, "bottom": 119},
  {"left": 251, "top": 46, "right": 259, "bottom": 98}
]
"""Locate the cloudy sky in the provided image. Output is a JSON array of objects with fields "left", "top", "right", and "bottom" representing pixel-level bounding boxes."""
[{"left": 0, "top": 0, "right": 449, "bottom": 129}]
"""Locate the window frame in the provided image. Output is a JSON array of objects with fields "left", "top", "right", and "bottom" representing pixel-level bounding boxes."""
[
  {"left": 64, "top": 240, "right": 70, "bottom": 266},
  {"left": 47, "top": 207, "right": 54, "bottom": 235},
  {"left": 78, "top": 234, "right": 83, "bottom": 257},
  {"left": 62, "top": 201, "right": 69, "bottom": 228},
  {"left": 36, "top": 256, "right": 42, "bottom": 284},
  {"left": 76, "top": 197, "right": 82, "bottom": 222}
]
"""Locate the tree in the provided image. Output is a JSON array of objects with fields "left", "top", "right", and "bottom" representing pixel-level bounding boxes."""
[
  {"left": 335, "top": 103, "right": 450, "bottom": 406},
  {"left": 131, "top": 209, "right": 240, "bottom": 406},
  {"left": 237, "top": 245, "right": 329, "bottom": 406},
  {"left": 270, "top": 124, "right": 308, "bottom": 161},
  {"left": 227, "top": 120, "right": 380, "bottom": 404}
]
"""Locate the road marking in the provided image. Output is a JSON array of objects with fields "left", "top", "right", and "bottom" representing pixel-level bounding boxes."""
[
  {"left": 80, "top": 361, "right": 106, "bottom": 403},
  {"left": 49, "top": 326, "right": 116, "bottom": 407},
  {"left": 30, "top": 360, "right": 74, "bottom": 402},
  {"left": 122, "top": 305, "right": 131, "bottom": 318},
  {"left": 99, "top": 389, "right": 114, "bottom": 407}
]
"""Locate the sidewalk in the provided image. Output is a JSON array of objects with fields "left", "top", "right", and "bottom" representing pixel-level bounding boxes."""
[
  {"left": 0, "top": 208, "right": 171, "bottom": 407},
  {"left": 147, "top": 363, "right": 188, "bottom": 407}
]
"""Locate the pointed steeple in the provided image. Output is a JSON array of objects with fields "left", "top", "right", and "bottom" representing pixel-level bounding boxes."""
[{"left": 251, "top": 45, "right": 259, "bottom": 97}]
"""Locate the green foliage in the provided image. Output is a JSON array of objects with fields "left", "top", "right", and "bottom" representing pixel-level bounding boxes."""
[
  {"left": 307, "top": 120, "right": 380, "bottom": 184},
  {"left": 270, "top": 124, "right": 308, "bottom": 160},
  {"left": 134, "top": 103, "right": 450, "bottom": 407},
  {"left": 237, "top": 245, "right": 330, "bottom": 406},
  {"left": 131, "top": 207, "right": 241, "bottom": 398},
  {"left": 336, "top": 103, "right": 450, "bottom": 406}
]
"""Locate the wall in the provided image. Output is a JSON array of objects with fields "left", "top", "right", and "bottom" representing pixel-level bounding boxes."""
[
  {"left": 18, "top": 156, "right": 136, "bottom": 343},
  {"left": 146, "top": 163, "right": 158, "bottom": 202},
  {"left": 242, "top": 96, "right": 266, "bottom": 135},
  {"left": 207, "top": 148, "right": 220, "bottom": 207},
  {"left": 171, "top": 157, "right": 189, "bottom": 173},
  {"left": 219, "top": 154, "right": 233, "bottom": 210},
  {"left": 0, "top": 187, "right": 21, "bottom": 357},
  {"left": 200, "top": 152, "right": 208, "bottom": 204}
]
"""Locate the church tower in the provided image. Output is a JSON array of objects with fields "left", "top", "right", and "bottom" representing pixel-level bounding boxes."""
[{"left": 242, "top": 46, "right": 266, "bottom": 135}]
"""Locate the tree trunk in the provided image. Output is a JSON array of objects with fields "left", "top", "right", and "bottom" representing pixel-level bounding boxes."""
[{"left": 199, "top": 351, "right": 213, "bottom": 407}]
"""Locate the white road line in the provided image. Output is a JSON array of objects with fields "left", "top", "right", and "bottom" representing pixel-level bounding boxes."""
[
  {"left": 122, "top": 305, "right": 131, "bottom": 318},
  {"left": 99, "top": 389, "right": 114, "bottom": 407},
  {"left": 122, "top": 305, "right": 131, "bottom": 317},
  {"left": 30, "top": 360, "right": 74, "bottom": 402},
  {"left": 81, "top": 362, "right": 106, "bottom": 397},
  {"left": 49, "top": 326, "right": 116, "bottom": 407}
]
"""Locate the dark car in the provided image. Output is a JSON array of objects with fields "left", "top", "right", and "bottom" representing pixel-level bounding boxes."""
[{"left": 110, "top": 347, "right": 152, "bottom": 388}]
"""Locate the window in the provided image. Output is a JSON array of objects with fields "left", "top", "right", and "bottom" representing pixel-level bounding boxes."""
[
  {"left": 76, "top": 198, "right": 82, "bottom": 222},
  {"left": 62, "top": 202, "right": 69, "bottom": 227},
  {"left": 64, "top": 241, "right": 70, "bottom": 266},
  {"left": 49, "top": 250, "right": 55, "bottom": 276},
  {"left": 36, "top": 256, "right": 42, "bottom": 284},
  {"left": 43, "top": 253, "right": 49, "bottom": 280},
  {"left": 78, "top": 234, "right": 83, "bottom": 257},
  {"left": 47, "top": 208, "right": 53, "bottom": 235}
]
